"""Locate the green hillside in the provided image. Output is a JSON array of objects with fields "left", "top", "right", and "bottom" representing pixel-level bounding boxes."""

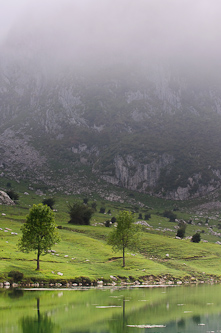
[{"left": 0, "top": 180, "right": 221, "bottom": 284}]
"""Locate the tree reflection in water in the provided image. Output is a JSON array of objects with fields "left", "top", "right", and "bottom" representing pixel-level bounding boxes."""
[
  {"left": 108, "top": 298, "right": 129, "bottom": 333},
  {"left": 20, "top": 297, "right": 59, "bottom": 333}
]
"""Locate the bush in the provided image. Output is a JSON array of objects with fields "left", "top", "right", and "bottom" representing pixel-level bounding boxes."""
[
  {"left": 83, "top": 198, "right": 88, "bottom": 204},
  {"left": 105, "top": 220, "right": 110, "bottom": 227},
  {"left": 99, "top": 207, "right": 105, "bottom": 214},
  {"left": 8, "top": 270, "right": 24, "bottom": 282},
  {"left": 111, "top": 217, "right": 116, "bottom": 223},
  {"left": 68, "top": 201, "right": 94, "bottom": 225},
  {"left": 138, "top": 213, "right": 143, "bottom": 219},
  {"left": 163, "top": 210, "right": 177, "bottom": 222},
  {"left": 176, "top": 222, "right": 186, "bottom": 239},
  {"left": 176, "top": 227, "right": 185, "bottom": 238},
  {"left": 144, "top": 213, "right": 151, "bottom": 220},
  {"left": 91, "top": 202, "right": 97, "bottom": 211},
  {"left": 191, "top": 232, "right": 201, "bottom": 243},
  {"left": 6, "top": 190, "right": 19, "bottom": 201},
  {"left": 42, "top": 198, "right": 55, "bottom": 210}
]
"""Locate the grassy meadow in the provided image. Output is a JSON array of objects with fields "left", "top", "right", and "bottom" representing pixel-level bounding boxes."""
[{"left": 0, "top": 178, "right": 221, "bottom": 284}]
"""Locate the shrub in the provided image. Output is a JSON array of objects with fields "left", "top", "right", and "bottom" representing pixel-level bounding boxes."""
[
  {"left": 138, "top": 213, "right": 143, "bottom": 219},
  {"left": 176, "top": 221, "right": 186, "bottom": 238},
  {"left": 99, "top": 207, "right": 105, "bottom": 214},
  {"left": 83, "top": 197, "right": 88, "bottom": 204},
  {"left": 6, "top": 190, "right": 19, "bottom": 201},
  {"left": 91, "top": 202, "right": 97, "bottom": 211},
  {"left": 144, "top": 213, "right": 151, "bottom": 220},
  {"left": 163, "top": 210, "right": 177, "bottom": 222},
  {"left": 68, "top": 201, "right": 94, "bottom": 225},
  {"left": 176, "top": 227, "right": 185, "bottom": 238},
  {"left": 111, "top": 217, "right": 116, "bottom": 223},
  {"left": 105, "top": 220, "right": 110, "bottom": 227},
  {"left": 42, "top": 198, "right": 55, "bottom": 210},
  {"left": 8, "top": 270, "right": 24, "bottom": 282},
  {"left": 191, "top": 232, "right": 201, "bottom": 243}
]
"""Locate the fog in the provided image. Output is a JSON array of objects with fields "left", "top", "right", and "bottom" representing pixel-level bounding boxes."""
[{"left": 1, "top": 0, "right": 221, "bottom": 77}]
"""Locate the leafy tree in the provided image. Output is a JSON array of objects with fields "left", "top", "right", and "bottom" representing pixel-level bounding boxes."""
[
  {"left": 18, "top": 204, "right": 60, "bottom": 270},
  {"left": 107, "top": 210, "right": 139, "bottom": 267},
  {"left": 68, "top": 201, "right": 94, "bottom": 225},
  {"left": 191, "top": 232, "right": 201, "bottom": 243},
  {"left": 42, "top": 198, "right": 55, "bottom": 210}
]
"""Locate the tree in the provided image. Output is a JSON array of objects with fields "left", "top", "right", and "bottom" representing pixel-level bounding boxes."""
[
  {"left": 68, "top": 200, "right": 94, "bottom": 225},
  {"left": 176, "top": 221, "right": 187, "bottom": 239},
  {"left": 18, "top": 203, "right": 60, "bottom": 270},
  {"left": 191, "top": 232, "right": 201, "bottom": 243},
  {"left": 107, "top": 210, "right": 139, "bottom": 267},
  {"left": 42, "top": 198, "right": 55, "bottom": 210}
]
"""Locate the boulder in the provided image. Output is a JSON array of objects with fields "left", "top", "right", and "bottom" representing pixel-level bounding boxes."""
[{"left": 0, "top": 191, "right": 15, "bottom": 205}]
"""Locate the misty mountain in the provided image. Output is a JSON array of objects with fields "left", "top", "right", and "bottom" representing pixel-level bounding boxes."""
[
  {"left": 0, "top": 0, "right": 221, "bottom": 200},
  {"left": 1, "top": 55, "right": 221, "bottom": 200}
]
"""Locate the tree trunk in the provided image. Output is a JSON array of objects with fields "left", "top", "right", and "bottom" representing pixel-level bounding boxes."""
[
  {"left": 122, "top": 246, "right": 125, "bottom": 267},
  {"left": 36, "top": 249, "right": 40, "bottom": 270}
]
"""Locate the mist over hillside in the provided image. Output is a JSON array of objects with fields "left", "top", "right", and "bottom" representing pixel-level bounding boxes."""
[{"left": 0, "top": 0, "right": 221, "bottom": 200}]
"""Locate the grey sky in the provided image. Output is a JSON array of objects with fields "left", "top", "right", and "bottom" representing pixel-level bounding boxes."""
[{"left": 1, "top": 0, "right": 221, "bottom": 75}]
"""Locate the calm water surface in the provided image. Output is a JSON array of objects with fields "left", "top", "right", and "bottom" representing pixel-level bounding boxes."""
[{"left": 0, "top": 284, "right": 220, "bottom": 332}]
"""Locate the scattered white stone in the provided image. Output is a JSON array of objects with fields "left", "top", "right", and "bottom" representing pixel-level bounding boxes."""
[
  {"left": 24, "top": 192, "right": 29, "bottom": 195},
  {"left": 2, "top": 213, "right": 6, "bottom": 216},
  {"left": 110, "top": 275, "right": 117, "bottom": 281},
  {"left": 4, "top": 282, "right": 10, "bottom": 286},
  {"left": 64, "top": 255, "right": 69, "bottom": 257},
  {"left": 166, "top": 253, "right": 169, "bottom": 257},
  {"left": 51, "top": 271, "right": 54, "bottom": 274},
  {"left": 57, "top": 272, "right": 63, "bottom": 276}
]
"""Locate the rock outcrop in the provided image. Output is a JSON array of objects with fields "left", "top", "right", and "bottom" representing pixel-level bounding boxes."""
[{"left": 0, "top": 191, "right": 15, "bottom": 205}]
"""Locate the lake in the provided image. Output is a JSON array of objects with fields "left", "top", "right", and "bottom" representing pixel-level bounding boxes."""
[{"left": 0, "top": 284, "right": 220, "bottom": 332}]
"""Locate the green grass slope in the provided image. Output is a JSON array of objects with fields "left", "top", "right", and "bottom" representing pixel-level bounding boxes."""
[{"left": 0, "top": 182, "right": 221, "bottom": 284}]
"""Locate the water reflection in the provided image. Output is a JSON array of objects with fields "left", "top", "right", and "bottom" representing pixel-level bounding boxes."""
[
  {"left": 20, "top": 298, "right": 59, "bottom": 333},
  {"left": 0, "top": 285, "right": 220, "bottom": 332}
]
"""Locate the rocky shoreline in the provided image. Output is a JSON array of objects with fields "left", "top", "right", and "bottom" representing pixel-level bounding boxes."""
[{"left": 1, "top": 274, "right": 220, "bottom": 289}]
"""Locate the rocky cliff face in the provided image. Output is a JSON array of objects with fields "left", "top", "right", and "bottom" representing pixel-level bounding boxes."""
[{"left": 0, "top": 53, "right": 221, "bottom": 200}]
